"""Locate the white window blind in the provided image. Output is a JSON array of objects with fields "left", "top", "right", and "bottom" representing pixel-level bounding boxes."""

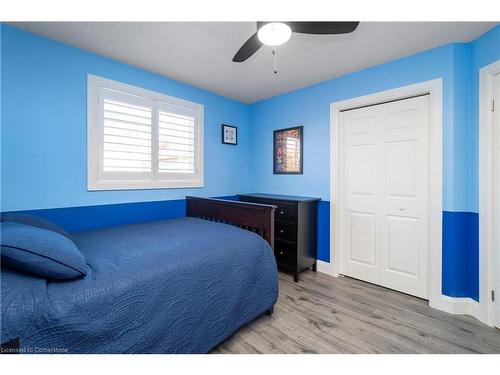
[
  {"left": 103, "top": 96, "right": 153, "bottom": 173},
  {"left": 88, "top": 75, "right": 204, "bottom": 190},
  {"left": 158, "top": 109, "right": 195, "bottom": 174}
]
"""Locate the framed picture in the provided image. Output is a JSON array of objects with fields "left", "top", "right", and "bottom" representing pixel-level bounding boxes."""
[
  {"left": 221, "top": 124, "right": 237, "bottom": 145},
  {"left": 273, "top": 126, "right": 303, "bottom": 174}
]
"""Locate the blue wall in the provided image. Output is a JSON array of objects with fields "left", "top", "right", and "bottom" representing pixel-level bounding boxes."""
[
  {"left": 248, "top": 25, "right": 500, "bottom": 300},
  {"left": 249, "top": 43, "right": 460, "bottom": 264},
  {"left": 2, "top": 23, "right": 499, "bottom": 301},
  {"left": 442, "top": 211, "right": 479, "bottom": 300},
  {"left": 249, "top": 43, "right": 471, "bottom": 210},
  {"left": 0, "top": 24, "right": 251, "bottom": 212},
  {"left": 12, "top": 199, "right": 186, "bottom": 233}
]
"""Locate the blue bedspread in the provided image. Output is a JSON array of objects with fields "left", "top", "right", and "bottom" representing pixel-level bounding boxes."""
[{"left": 1, "top": 217, "right": 278, "bottom": 353}]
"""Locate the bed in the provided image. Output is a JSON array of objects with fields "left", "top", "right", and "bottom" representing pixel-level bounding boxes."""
[{"left": 0, "top": 197, "right": 278, "bottom": 353}]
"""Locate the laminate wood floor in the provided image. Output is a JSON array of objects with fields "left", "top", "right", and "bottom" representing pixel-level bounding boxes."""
[{"left": 211, "top": 270, "right": 500, "bottom": 354}]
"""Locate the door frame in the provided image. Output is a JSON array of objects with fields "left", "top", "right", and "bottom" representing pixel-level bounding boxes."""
[
  {"left": 329, "top": 78, "right": 443, "bottom": 309},
  {"left": 478, "top": 60, "right": 500, "bottom": 327}
]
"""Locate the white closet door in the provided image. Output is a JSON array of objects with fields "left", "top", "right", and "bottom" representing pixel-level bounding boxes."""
[
  {"left": 378, "top": 96, "right": 429, "bottom": 299},
  {"left": 340, "top": 95, "right": 430, "bottom": 299},
  {"left": 340, "top": 106, "right": 380, "bottom": 284}
]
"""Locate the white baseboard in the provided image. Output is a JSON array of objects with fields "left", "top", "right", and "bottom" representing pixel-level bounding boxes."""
[
  {"left": 315, "top": 261, "right": 485, "bottom": 324},
  {"left": 316, "top": 260, "right": 334, "bottom": 275},
  {"left": 430, "top": 295, "right": 480, "bottom": 319}
]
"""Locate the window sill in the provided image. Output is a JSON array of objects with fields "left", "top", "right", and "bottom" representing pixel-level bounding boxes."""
[{"left": 87, "top": 179, "right": 204, "bottom": 191}]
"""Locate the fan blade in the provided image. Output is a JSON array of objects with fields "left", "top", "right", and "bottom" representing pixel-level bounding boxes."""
[
  {"left": 288, "top": 22, "right": 359, "bottom": 35},
  {"left": 232, "top": 32, "right": 263, "bottom": 62}
]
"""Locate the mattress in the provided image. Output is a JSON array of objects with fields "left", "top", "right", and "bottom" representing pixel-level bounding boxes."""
[{"left": 1, "top": 217, "right": 278, "bottom": 353}]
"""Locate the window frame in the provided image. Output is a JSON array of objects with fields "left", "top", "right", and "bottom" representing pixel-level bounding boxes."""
[{"left": 87, "top": 74, "right": 204, "bottom": 191}]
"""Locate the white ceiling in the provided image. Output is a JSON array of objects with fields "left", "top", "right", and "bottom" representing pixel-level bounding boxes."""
[{"left": 11, "top": 22, "right": 498, "bottom": 103}]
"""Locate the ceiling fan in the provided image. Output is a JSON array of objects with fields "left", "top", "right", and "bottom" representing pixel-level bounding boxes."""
[{"left": 232, "top": 22, "right": 360, "bottom": 63}]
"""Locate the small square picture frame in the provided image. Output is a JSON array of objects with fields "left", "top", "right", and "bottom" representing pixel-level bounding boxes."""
[{"left": 221, "top": 124, "right": 238, "bottom": 145}]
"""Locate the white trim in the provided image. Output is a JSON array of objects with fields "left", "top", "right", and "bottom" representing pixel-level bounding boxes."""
[
  {"left": 316, "top": 260, "right": 333, "bottom": 275},
  {"left": 87, "top": 74, "right": 204, "bottom": 191},
  {"left": 478, "top": 60, "right": 500, "bottom": 327},
  {"left": 432, "top": 296, "right": 480, "bottom": 317},
  {"left": 329, "top": 79, "right": 443, "bottom": 311}
]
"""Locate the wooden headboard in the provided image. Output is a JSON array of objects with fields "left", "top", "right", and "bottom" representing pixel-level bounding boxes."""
[{"left": 186, "top": 196, "right": 276, "bottom": 249}]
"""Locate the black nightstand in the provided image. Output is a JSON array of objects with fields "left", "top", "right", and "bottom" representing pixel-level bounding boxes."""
[{"left": 238, "top": 193, "right": 320, "bottom": 282}]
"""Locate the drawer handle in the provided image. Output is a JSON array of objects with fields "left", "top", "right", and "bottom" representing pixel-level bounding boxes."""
[
  {"left": 280, "top": 210, "right": 284, "bottom": 215},
  {"left": 280, "top": 229, "right": 284, "bottom": 233}
]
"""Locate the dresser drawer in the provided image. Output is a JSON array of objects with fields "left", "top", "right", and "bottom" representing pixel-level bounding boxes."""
[
  {"left": 275, "top": 221, "right": 296, "bottom": 242},
  {"left": 237, "top": 194, "right": 319, "bottom": 283},
  {"left": 274, "top": 240, "right": 297, "bottom": 266},
  {"left": 275, "top": 202, "right": 297, "bottom": 222}
]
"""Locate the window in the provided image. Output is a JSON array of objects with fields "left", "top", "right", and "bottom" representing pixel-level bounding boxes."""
[
  {"left": 87, "top": 75, "right": 204, "bottom": 190},
  {"left": 285, "top": 135, "right": 301, "bottom": 172}
]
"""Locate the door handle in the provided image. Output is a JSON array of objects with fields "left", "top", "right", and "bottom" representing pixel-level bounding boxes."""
[{"left": 399, "top": 206, "right": 406, "bottom": 211}]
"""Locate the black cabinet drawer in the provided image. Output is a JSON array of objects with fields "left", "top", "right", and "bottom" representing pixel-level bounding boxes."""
[
  {"left": 274, "top": 240, "right": 297, "bottom": 266},
  {"left": 237, "top": 193, "right": 319, "bottom": 283},
  {"left": 239, "top": 196, "right": 297, "bottom": 222},
  {"left": 275, "top": 221, "right": 296, "bottom": 242},
  {"left": 275, "top": 202, "right": 296, "bottom": 222}
]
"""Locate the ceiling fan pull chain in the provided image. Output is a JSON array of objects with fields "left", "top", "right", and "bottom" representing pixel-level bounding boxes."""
[{"left": 273, "top": 49, "right": 277, "bottom": 74}]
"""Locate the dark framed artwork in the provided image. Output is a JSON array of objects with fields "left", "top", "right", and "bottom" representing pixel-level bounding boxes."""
[
  {"left": 221, "top": 124, "right": 237, "bottom": 145},
  {"left": 273, "top": 126, "right": 303, "bottom": 174}
]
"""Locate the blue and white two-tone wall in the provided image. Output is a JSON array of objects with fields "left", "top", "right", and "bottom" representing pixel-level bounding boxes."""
[{"left": 1, "top": 23, "right": 499, "bottom": 303}]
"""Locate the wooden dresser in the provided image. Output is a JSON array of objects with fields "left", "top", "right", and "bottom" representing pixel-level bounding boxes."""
[{"left": 238, "top": 193, "right": 320, "bottom": 282}]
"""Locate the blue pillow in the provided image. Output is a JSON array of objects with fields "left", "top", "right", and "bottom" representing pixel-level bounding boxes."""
[
  {"left": 0, "top": 222, "right": 88, "bottom": 280},
  {"left": 1, "top": 213, "right": 73, "bottom": 240}
]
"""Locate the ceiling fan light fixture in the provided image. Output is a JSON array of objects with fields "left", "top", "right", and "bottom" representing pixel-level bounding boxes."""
[{"left": 257, "top": 22, "right": 292, "bottom": 46}]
